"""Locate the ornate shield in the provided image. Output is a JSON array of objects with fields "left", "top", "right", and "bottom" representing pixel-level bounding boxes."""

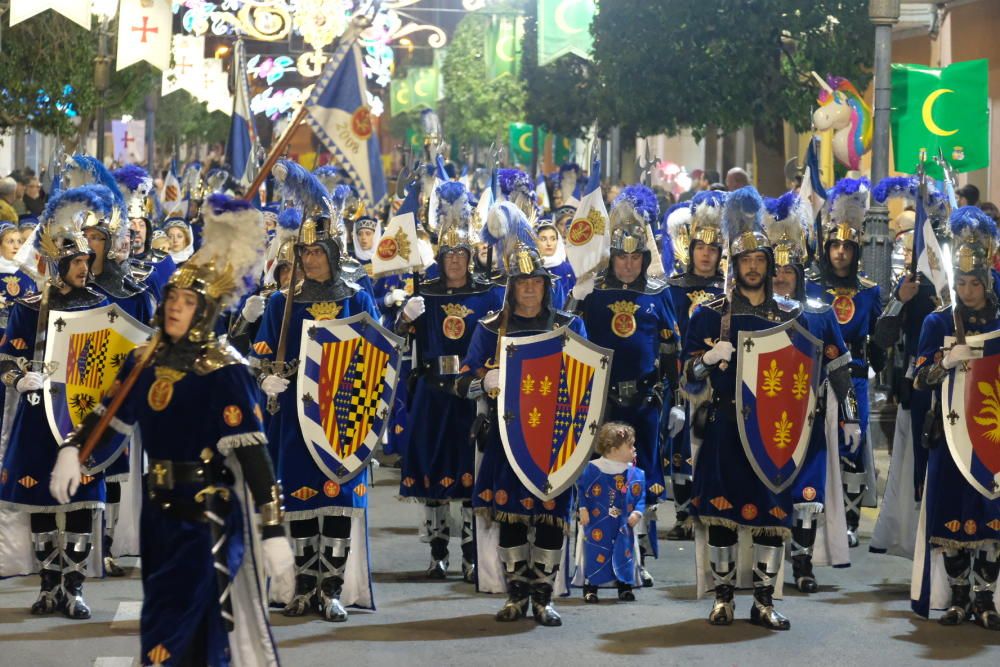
[
  {"left": 44, "top": 305, "right": 152, "bottom": 473},
  {"left": 942, "top": 330, "right": 1000, "bottom": 500},
  {"left": 498, "top": 327, "right": 613, "bottom": 501},
  {"left": 297, "top": 312, "right": 404, "bottom": 483},
  {"left": 735, "top": 319, "right": 822, "bottom": 494}
]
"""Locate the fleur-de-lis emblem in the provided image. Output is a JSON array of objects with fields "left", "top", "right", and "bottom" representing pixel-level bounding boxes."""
[
  {"left": 521, "top": 374, "right": 535, "bottom": 395},
  {"left": 973, "top": 370, "right": 1000, "bottom": 443},
  {"left": 761, "top": 359, "right": 783, "bottom": 397},
  {"left": 792, "top": 363, "right": 809, "bottom": 400},
  {"left": 539, "top": 376, "right": 552, "bottom": 396},
  {"left": 527, "top": 407, "right": 542, "bottom": 428},
  {"left": 773, "top": 411, "right": 793, "bottom": 449}
]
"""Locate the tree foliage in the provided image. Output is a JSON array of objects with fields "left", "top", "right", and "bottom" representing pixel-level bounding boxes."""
[
  {"left": 0, "top": 14, "right": 157, "bottom": 148},
  {"left": 147, "top": 90, "right": 231, "bottom": 149},
  {"left": 441, "top": 11, "right": 526, "bottom": 147},
  {"left": 592, "top": 0, "right": 874, "bottom": 146},
  {"left": 521, "top": 5, "right": 595, "bottom": 139}
]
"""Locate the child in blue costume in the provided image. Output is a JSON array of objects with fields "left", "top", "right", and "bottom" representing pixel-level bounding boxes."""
[{"left": 576, "top": 421, "right": 645, "bottom": 603}]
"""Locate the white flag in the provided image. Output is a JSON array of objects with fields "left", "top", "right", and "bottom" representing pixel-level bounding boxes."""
[
  {"left": 372, "top": 191, "right": 424, "bottom": 278},
  {"left": 162, "top": 35, "right": 205, "bottom": 97},
  {"left": 564, "top": 161, "right": 609, "bottom": 297},
  {"left": 9, "top": 1, "right": 90, "bottom": 29},
  {"left": 117, "top": 0, "right": 173, "bottom": 72},
  {"left": 198, "top": 60, "right": 233, "bottom": 115},
  {"left": 161, "top": 170, "right": 184, "bottom": 217},
  {"left": 112, "top": 120, "right": 147, "bottom": 165}
]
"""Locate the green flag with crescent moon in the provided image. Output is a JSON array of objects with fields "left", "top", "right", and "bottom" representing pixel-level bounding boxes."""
[
  {"left": 538, "top": 0, "right": 596, "bottom": 66},
  {"left": 486, "top": 16, "right": 523, "bottom": 80},
  {"left": 891, "top": 59, "right": 989, "bottom": 178},
  {"left": 509, "top": 123, "right": 537, "bottom": 166},
  {"left": 391, "top": 67, "right": 440, "bottom": 116}
]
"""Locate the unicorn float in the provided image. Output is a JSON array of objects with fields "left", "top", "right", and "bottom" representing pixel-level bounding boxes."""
[{"left": 812, "top": 73, "right": 873, "bottom": 171}]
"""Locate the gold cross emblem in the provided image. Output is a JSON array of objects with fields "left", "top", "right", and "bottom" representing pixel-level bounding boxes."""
[{"left": 151, "top": 463, "right": 168, "bottom": 487}]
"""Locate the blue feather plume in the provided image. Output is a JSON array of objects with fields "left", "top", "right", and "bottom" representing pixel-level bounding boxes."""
[
  {"left": 497, "top": 168, "right": 532, "bottom": 197},
  {"left": 43, "top": 184, "right": 116, "bottom": 222},
  {"left": 770, "top": 191, "right": 798, "bottom": 221},
  {"left": 206, "top": 192, "right": 252, "bottom": 214},
  {"left": 436, "top": 180, "right": 466, "bottom": 205},
  {"left": 274, "top": 159, "right": 330, "bottom": 211},
  {"left": 69, "top": 155, "right": 124, "bottom": 206},
  {"left": 950, "top": 205, "right": 999, "bottom": 240},
  {"left": 722, "top": 186, "right": 765, "bottom": 242},
  {"left": 828, "top": 176, "right": 871, "bottom": 204},
  {"left": 613, "top": 184, "right": 658, "bottom": 224},
  {"left": 112, "top": 164, "right": 151, "bottom": 192},
  {"left": 871, "top": 176, "right": 916, "bottom": 204},
  {"left": 277, "top": 208, "right": 301, "bottom": 231},
  {"left": 690, "top": 190, "right": 727, "bottom": 208}
]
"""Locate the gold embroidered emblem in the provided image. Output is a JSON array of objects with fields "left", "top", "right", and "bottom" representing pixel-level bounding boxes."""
[
  {"left": 290, "top": 486, "right": 318, "bottom": 501},
  {"left": 830, "top": 289, "right": 857, "bottom": 324},
  {"left": 147, "top": 644, "right": 171, "bottom": 665},
  {"left": 792, "top": 363, "right": 809, "bottom": 400},
  {"left": 307, "top": 301, "right": 342, "bottom": 321},
  {"left": 223, "top": 405, "right": 243, "bottom": 427},
  {"left": 18, "top": 475, "right": 37, "bottom": 488},
  {"left": 773, "top": 411, "right": 794, "bottom": 449},
  {"left": 686, "top": 289, "right": 714, "bottom": 317},
  {"left": 148, "top": 367, "right": 185, "bottom": 412},
  {"left": 441, "top": 303, "right": 473, "bottom": 340},
  {"left": 567, "top": 209, "right": 607, "bottom": 246},
  {"left": 2, "top": 276, "right": 20, "bottom": 297},
  {"left": 324, "top": 480, "right": 341, "bottom": 497},
  {"left": 608, "top": 300, "right": 640, "bottom": 338},
  {"left": 973, "top": 367, "right": 1000, "bottom": 443},
  {"left": 761, "top": 359, "right": 784, "bottom": 397},
  {"left": 709, "top": 496, "right": 733, "bottom": 511},
  {"left": 769, "top": 507, "right": 788, "bottom": 520},
  {"left": 741, "top": 504, "right": 758, "bottom": 520}
]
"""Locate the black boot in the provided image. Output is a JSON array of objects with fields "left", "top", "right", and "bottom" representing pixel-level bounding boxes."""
[
  {"left": 971, "top": 547, "right": 1000, "bottom": 630},
  {"left": 791, "top": 509, "right": 819, "bottom": 593},
  {"left": 843, "top": 470, "right": 866, "bottom": 549},
  {"left": 940, "top": 549, "right": 972, "bottom": 626},
  {"left": 423, "top": 503, "right": 449, "bottom": 579},
  {"left": 283, "top": 535, "right": 319, "bottom": 617},
  {"left": 496, "top": 545, "right": 530, "bottom": 622},
  {"left": 707, "top": 544, "right": 735, "bottom": 625},
  {"left": 617, "top": 581, "right": 635, "bottom": 602},
  {"left": 529, "top": 546, "right": 563, "bottom": 627},
  {"left": 61, "top": 531, "right": 92, "bottom": 620},
  {"left": 318, "top": 535, "right": 350, "bottom": 622},
  {"left": 583, "top": 584, "right": 599, "bottom": 603},
  {"left": 30, "top": 530, "right": 62, "bottom": 615},
  {"left": 460, "top": 505, "right": 476, "bottom": 584},
  {"left": 666, "top": 481, "right": 693, "bottom": 541},
  {"left": 749, "top": 543, "right": 790, "bottom": 630},
  {"left": 103, "top": 503, "right": 125, "bottom": 577}
]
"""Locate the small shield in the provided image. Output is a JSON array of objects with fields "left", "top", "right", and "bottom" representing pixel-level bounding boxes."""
[
  {"left": 297, "top": 312, "right": 403, "bottom": 484},
  {"left": 942, "top": 330, "right": 1000, "bottom": 500},
  {"left": 736, "top": 318, "right": 822, "bottom": 494},
  {"left": 498, "top": 327, "right": 613, "bottom": 501},
  {"left": 44, "top": 305, "right": 152, "bottom": 473}
]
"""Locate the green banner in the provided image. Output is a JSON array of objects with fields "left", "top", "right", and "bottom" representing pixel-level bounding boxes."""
[
  {"left": 486, "top": 16, "right": 523, "bottom": 80},
  {"left": 538, "top": 0, "right": 596, "bottom": 66},
  {"left": 891, "top": 59, "right": 989, "bottom": 177},
  {"left": 390, "top": 67, "right": 440, "bottom": 116},
  {"left": 509, "top": 123, "right": 536, "bottom": 166},
  {"left": 553, "top": 135, "right": 574, "bottom": 165}
]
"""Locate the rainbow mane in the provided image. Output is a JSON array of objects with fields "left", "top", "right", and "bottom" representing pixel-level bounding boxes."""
[{"left": 817, "top": 76, "right": 873, "bottom": 171}]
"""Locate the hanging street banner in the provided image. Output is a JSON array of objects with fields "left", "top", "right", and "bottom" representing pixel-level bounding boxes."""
[
  {"left": 891, "top": 59, "right": 989, "bottom": 178},
  {"left": 510, "top": 124, "right": 577, "bottom": 169},
  {"left": 162, "top": 35, "right": 206, "bottom": 97},
  {"left": 116, "top": 0, "right": 173, "bottom": 72},
  {"left": 112, "top": 119, "right": 146, "bottom": 165},
  {"left": 390, "top": 67, "right": 440, "bottom": 116},
  {"left": 8, "top": 1, "right": 91, "bottom": 30},
  {"left": 538, "top": 0, "right": 597, "bottom": 66},
  {"left": 485, "top": 16, "right": 524, "bottom": 80}
]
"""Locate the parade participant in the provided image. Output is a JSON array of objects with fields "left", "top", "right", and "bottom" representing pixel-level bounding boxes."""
[
  {"left": 461, "top": 201, "right": 587, "bottom": 626},
  {"left": 870, "top": 177, "right": 944, "bottom": 560},
  {"left": 570, "top": 184, "right": 679, "bottom": 586},
  {"left": 911, "top": 206, "right": 1000, "bottom": 630},
  {"left": 51, "top": 192, "right": 296, "bottom": 665},
  {"left": 684, "top": 186, "right": 849, "bottom": 630},
  {"left": 0, "top": 221, "right": 35, "bottom": 325},
  {"left": 18, "top": 214, "right": 38, "bottom": 244},
  {"left": 806, "top": 177, "right": 883, "bottom": 548},
  {"left": 0, "top": 186, "right": 111, "bottom": 619},
  {"left": 536, "top": 217, "right": 575, "bottom": 306},
  {"left": 396, "top": 181, "right": 501, "bottom": 582},
  {"left": 163, "top": 218, "right": 195, "bottom": 267},
  {"left": 575, "top": 421, "right": 645, "bottom": 603},
  {"left": 664, "top": 190, "right": 726, "bottom": 541},
  {"left": 251, "top": 160, "right": 380, "bottom": 622},
  {"left": 764, "top": 191, "right": 855, "bottom": 592},
  {"left": 114, "top": 165, "right": 175, "bottom": 304}
]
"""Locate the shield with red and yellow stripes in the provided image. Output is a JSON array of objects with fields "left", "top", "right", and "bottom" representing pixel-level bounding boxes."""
[
  {"left": 44, "top": 304, "right": 152, "bottom": 473},
  {"left": 297, "top": 312, "right": 403, "bottom": 483},
  {"left": 498, "top": 327, "right": 613, "bottom": 501}
]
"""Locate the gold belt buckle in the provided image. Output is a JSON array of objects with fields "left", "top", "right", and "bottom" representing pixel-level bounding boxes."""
[{"left": 194, "top": 485, "right": 231, "bottom": 503}]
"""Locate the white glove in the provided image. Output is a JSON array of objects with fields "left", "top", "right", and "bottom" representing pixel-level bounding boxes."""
[
  {"left": 260, "top": 375, "right": 289, "bottom": 397},
  {"left": 49, "top": 447, "right": 81, "bottom": 505},
  {"left": 384, "top": 288, "right": 408, "bottom": 308},
  {"left": 941, "top": 344, "right": 975, "bottom": 369},
  {"left": 241, "top": 295, "right": 267, "bottom": 323},
  {"left": 843, "top": 422, "right": 863, "bottom": 454},
  {"left": 668, "top": 406, "right": 686, "bottom": 438},
  {"left": 262, "top": 536, "right": 295, "bottom": 604},
  {"left": 571, "top": 277, "right": 595, "bottom": 301},
  {"left": 702, "top": 341, "right": 734, "bottom": 367},
  {"left": 15, "top": 371, "right": 44, "bottom": 394},
  {"left": 483, "top": 369, "right": 500, "bottom": 393},
  {"left": 402, "top": 295, "right": 425, "bottom": 322}
]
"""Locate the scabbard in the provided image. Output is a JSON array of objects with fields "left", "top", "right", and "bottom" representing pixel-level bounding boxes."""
[{"left": 201, "top": 491, "right": 236, "bottom": 632}]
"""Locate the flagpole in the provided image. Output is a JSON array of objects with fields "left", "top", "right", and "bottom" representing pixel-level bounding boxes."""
[{"left": 242, "top": 103, "right": 309, "bottom": 202}]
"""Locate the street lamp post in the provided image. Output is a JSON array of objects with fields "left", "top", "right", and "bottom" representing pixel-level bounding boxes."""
[{"left": 94, "top": 16, "right": 112, "bottom": 164}]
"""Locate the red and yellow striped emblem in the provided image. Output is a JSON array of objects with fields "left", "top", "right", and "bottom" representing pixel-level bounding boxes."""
[
  {"left": 317, "top": 338, "right": 390, "bottom": 460},
  {"left": 147, "top": 644, "right": 171, "bottom": 664},
  {"left": 548, "top": 352, "right": 596, "bottom": 475}
]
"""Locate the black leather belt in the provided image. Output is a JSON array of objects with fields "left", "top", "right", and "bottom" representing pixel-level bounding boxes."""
[
  {"left": 147, "top": 459, "right": 210, "bottom": 491},
  {"left": 609, "top": 372, "right": 660, "bottom": 407}
]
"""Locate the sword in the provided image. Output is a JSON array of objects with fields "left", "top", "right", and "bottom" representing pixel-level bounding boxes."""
[
  {"left": 718, "top": 248, "right": 734, "bottom": 371},
  {"left": 260, "top": 216, "right": 304, "bottom": 415},
  {"left": 18, "top": 279, "right": 60, "bottom": 406},
  {"left": 195, "top": 449, "right": 235, "bottom": 632},
  {"left": 932, "top": 149, "right": 965, "bottom": 345}
]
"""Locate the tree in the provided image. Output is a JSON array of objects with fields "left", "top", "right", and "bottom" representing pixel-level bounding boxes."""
[
  {"left": 592, "top": 1, "right": 874, "bottom": 194},
  {"left": 0, "top": 14, "right": 157, "bottom": 150},
  {"left": 441, "top": 11, "right": 526, "bottom": 149},
  {"left": 145, "top": 91, "right": 231, "bottom": 151}
]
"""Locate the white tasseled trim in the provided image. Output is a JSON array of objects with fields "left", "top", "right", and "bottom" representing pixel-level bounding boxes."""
[{"left": 216, "top": 431, "right": 267, "bottom": 455}]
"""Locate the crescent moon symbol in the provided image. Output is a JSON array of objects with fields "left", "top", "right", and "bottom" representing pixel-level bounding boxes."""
[
  {"left": 395, "top": 82, "right": 410, "bottom": 107},
  {"left": 922, "top": 88, "right": 958, "bottom": 137},
  {"left": 413, "top": 74, "right": 431, "bottom": 99},
  {"left": 496, "top": 32, "right": 515, "bottom": 63},
  {"left": 555, "top": 0, "right": 588, "bottom": 35},
  {"left": 518, "top": 132, "right": 533, "bottom": 154}
]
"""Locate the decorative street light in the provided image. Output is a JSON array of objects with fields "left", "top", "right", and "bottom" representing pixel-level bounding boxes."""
[{"left": 92, "top": 2, "right": 118, "bottom": 164}]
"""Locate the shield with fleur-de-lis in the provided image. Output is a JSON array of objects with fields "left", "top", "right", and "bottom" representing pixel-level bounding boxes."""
[
  {"left": 735, "top": 319, "right": 822, "bottom": 493},
  {"left": 941, "top": 330, "right": 1000, "bottom": 500},
  {"left": 44, "top": 305, "right": 152, "bottom": 473},
  {"left": 498, "top": 327, "right": 613, "bottom": 501}
]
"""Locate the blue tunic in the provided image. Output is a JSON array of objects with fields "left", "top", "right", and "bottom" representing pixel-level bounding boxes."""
[
  {"left": 0, "top": 294, "right": 109, "bottom": 511},
  {"left": 915, "top": 308, "right": 1000, "bottom": 548},
  {"left": 576, "top": 460, "right": 645, "bottom": 586},
  {"left": 131, "top": 253, "right": 176, "bottom": 304},
  {"left": 465, "top": 311, "right": 587, "bottom": 526},
  {"left": 577, "top": 280, "right": 679, "bottom": 504},
  {"left": 398, "top": 280, "right": 502, "bottom": 501},
  {"left": 250, "top": 285, "right": 380, "bottom": 518}
]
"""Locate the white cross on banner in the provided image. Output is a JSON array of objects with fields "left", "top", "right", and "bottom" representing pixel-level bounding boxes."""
[
  {"left": 112, "top": 120, "right": 147, "bottom": 165},
  {"left": 117, "top": 0, "right": 172, "bottom": 72},
  {"left": 162, "top": 35, "right": 206, "bottom": 97},
  {"left": 8, "top": 0, "right": 91, "bottom": 29}
]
